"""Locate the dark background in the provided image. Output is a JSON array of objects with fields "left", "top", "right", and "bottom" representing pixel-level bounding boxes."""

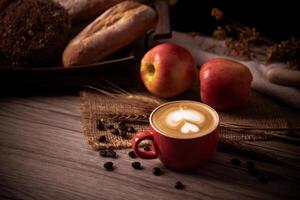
[{"left": 170, "top": 0, "right": 299, "bottom": 41}]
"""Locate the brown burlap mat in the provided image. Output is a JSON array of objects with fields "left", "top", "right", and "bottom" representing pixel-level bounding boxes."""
[{"left": 80, "top": 89, "right": 289, "bottom": 150}]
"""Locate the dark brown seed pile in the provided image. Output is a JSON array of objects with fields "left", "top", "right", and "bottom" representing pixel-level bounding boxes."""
[{"left": 0, "top": 0, "right": 70, "bottom": 67}]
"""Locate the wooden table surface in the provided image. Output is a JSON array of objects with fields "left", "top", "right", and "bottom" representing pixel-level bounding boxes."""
[{"left": 0, "top": 90, "right": 299, "bottom": 200}]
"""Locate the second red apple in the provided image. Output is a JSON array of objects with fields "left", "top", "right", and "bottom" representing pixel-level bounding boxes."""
[{"left": 199, "top": 58, "right": 253, "bottom": 110}]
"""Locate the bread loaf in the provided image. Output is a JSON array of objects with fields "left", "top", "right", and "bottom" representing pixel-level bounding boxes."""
[
  {"left": 63, "top": 1, "right": 157, "bottom": 67},
  {"left": 53, "top": 0, "right": 124, "bottom": 23},
  {"left": 266, "top": 67, "right": 300, "bottom": 87}
]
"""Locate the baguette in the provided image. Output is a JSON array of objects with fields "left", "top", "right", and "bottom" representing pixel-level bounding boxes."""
[
  {"left": 53, "top": 0, "right": 124, "bottom": 23},
  {"left": 62, "top": 1, "right": 157, "bottom": 67},
  {"left": 266, "top": 67, "right": 300, "bottom": 87}
]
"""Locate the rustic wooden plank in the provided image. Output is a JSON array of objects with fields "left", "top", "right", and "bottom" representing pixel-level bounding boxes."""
[
  {"left": 245, "top": 141, "right": 300, "bottom": 159},
  {"left": 0, "top": 96, "right": 300, "bottom": 200}
]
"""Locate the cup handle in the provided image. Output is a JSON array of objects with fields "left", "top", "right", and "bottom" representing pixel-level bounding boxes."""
[{"left": 132, "top": 130, "right": 158, "bottom": 159}]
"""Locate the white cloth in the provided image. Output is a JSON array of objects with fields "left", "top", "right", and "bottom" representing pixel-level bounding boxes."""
[{"left": 157, "top": 31, "right": 300, "bottom": 110}]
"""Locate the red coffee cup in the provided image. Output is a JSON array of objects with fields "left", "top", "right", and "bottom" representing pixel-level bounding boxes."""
[{"left": 132, "top": 101, "right": 219, "bottom": 171}]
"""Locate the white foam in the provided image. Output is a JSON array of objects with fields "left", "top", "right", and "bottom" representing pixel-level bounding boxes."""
[
  {"left": 165, "top": 107, "right": 205, "bottom": 134},
  {"left": 181, "top": 122, "right": 199, "bottom": 134}
]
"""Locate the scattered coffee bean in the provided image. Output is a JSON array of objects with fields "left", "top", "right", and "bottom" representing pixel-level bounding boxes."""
[
  {"left": 152, "top": 167, "right": 162, "bottom": 176},
  {"left": 132, "top": 161, "right": 142, "bottom": 169},
  {"left": 118, "top": 121, "right": 126, "bottom": 129},
  {"left": 111, "top": 128, "right": 119, "bottom": 135},
  {"left": 107, "top": 125, "right": 114, "bottom": 129},
  {"left": 258, "top": 175, "right": 269, "bottom": 184},
  {"left": 120, "top": 130, "right": 127, "bottom": 137},
  {"left": 231, "top": 158, "right": 241, "bottom": 166},
  {"left": 96, "top": 120, "right": 105, "bottom": 130},
  {"left": 104, "top": 161, "right": 114, "bottom": 171},
  {"left": 144, "top": 146, "right": 151, "bottom": 151},
  {"left": 246, "top": 161, "right": 255, "bottom": 169},
  {"left": 106, "top": 149, "right": 117, "bottom": 158},
  {"left": 127, "top": 126, "right": 136, "bottom": 133},
  {"left": 248, "top": 168, "right": 260, "bottom": 176},
  {"left": 100, "top": 150, "right": 107, "bottom": 157},
  {"left": 175, "top": 181, "right": 184, "bottom": 189},
  {"left": 98, "top": 135, "right": 106, "bottom": 143},
  {"left": 99, "top": 149, "right": 117, "bottom": 158},
  {"left": 128, "top": 150, "right": 137, "bottom": 158}
]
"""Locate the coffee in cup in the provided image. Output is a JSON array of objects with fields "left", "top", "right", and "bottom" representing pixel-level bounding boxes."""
[
  {"left": 151, "top": 101, "right": 218, "bottom": 139},
  {"left": 132, "top": 100, "right": 219, "bottom": 171}
]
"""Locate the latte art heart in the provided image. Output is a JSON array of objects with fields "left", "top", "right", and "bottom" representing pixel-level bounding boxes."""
[
  {"left": 165, "top": 108, "right": 205, "bottom": 134},
  {"left": 181, "top": 122, "right": 199, "bottom": 134}
]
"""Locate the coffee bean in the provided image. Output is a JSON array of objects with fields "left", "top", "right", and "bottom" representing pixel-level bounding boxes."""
[
  {"left": 132, "top": 162, "right": 142, "bottom": 169},
  {"left": 107, "top": 125, "right": 114, "bottom": 129},
  {"left": 104, "top": 161, "right": 114, "bottom": 171},
  {"left": 120, "top": 130, "right": 127, "bottom": 137},
  {"left": 98, "top": 135, "right": 106, "bottom": 143},
  {"left": 99, "top": 149, "right": 117, "bottom": 158},
  {"left": 231, "top": 158, "right": 241, "bottom": 166},
  {"left": 118, "top": 121, "right": 126, "bottom": 129},
  {"left": 144, "top": 146, "right": 151, "bottom": 151},
  {"left": 127, "top": 126, "right": 136, "bottom": 133},
  {"left": 111, "top": 128, "right": 119, "bottom": 135},
  {"left": 248, "top": 168, "right": 260, "bottom": 176},
  {"left": 128, "top": 151, "right": 137, "bottom": 158},
  {"left": 152, "top": 167, "right": 162, "bottom": 176},
  {"left": 246, "top": 161, "right": 255, "bottom": 169},
  {"left": 175, "top": 181, "right": 184, "bottom": 189},
  {"left": 106, "top": 149, "right": 117, "bottom": 158},
  {"left": 96, "top": 120, "right": 105, "bottom": 130},
  {"left": 99, "top": 150, "right": 107, "bottom": 157}
]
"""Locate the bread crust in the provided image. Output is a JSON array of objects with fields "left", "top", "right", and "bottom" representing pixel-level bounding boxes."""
[
  {"left": 54, "top": 0, "right": 124, "bottom": 23},
  {"left": 63, "top": 1, "right": 157, "bottom": 67}
]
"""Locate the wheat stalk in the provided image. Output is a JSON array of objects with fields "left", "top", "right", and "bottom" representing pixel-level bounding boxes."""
[
  {"left": 103, "top": 112, "right": 149, "bottom": 123},
  {"left": 85, "top": 85, "right": 164, "bottom": 113},
  {"left": 83, "top": 85, "right": 300, "bottom": 165}
]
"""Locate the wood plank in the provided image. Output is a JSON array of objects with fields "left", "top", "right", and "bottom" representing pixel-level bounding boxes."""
[{"left": 0, "top": 96, "right": 300, "bottom": 200}]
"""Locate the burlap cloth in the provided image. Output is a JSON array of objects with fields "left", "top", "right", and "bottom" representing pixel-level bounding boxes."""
[{"left": 80, "top": 89, "right": 289, "bottom": 150}]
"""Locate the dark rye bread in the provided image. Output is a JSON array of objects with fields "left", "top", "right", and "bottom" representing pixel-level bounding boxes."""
[{"left": 0, "top": 0, "right": 71, "bottom": 67}]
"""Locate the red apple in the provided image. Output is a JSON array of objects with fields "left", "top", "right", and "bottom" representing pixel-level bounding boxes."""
[
  {"left": 200, "top": 58, "right": 253, "bottom": 110},
  {"left": 140, "top": 43, "right": 196, "bottom": 98}
]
